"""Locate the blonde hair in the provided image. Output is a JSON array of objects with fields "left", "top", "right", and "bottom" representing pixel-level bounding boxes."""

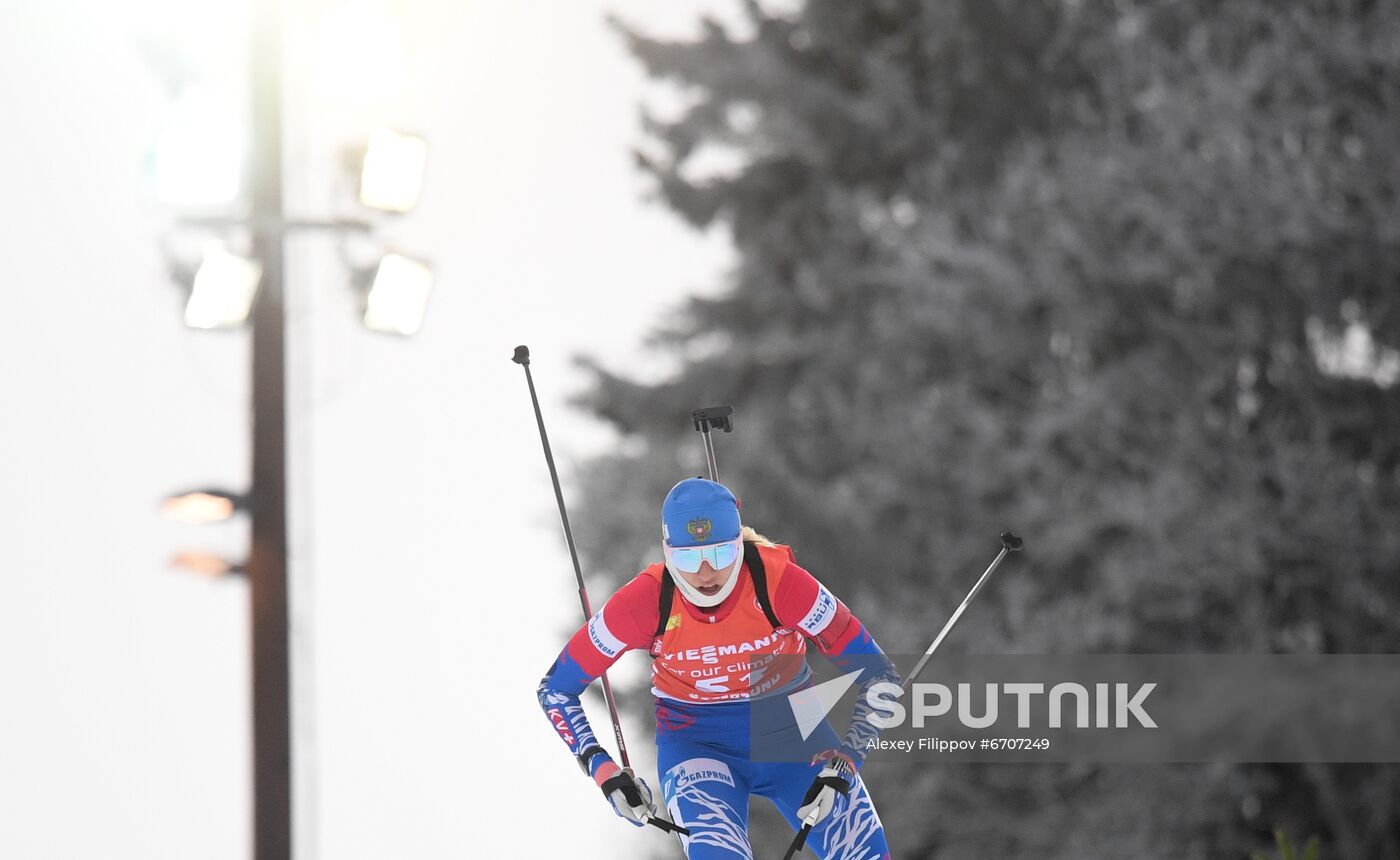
[{"left": 741, "top": 525, "right": 777, "bottom": 546}]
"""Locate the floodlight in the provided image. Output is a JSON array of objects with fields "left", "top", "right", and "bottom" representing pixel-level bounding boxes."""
[
  {"left": 184, "top": 245, "right": 262, "bottom": 329},
  {"left": 162, "top": 488, "right": 248, "bottom": 524},
  {"left": 363, "top": 253, "right": 433, "bottom": 335},
  {"left": 170, "top": 551, "right": 246, "bottom": 578},
  {"left": 359, "top": 129, "right": 427, "bottom": 213}
]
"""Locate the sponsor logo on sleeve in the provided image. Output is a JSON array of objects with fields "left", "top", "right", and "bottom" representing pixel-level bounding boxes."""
[
  {"left": 798, "top": 585, "right": 837, "bottom": 636},
  {"left": 587, "top": 610, "right": 625, "bottom": 658},
  {"left": 546, "top": 708, "right": 576, "bottom": 746}
]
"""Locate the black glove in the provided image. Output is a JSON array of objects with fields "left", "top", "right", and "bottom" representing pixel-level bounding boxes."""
[
  {"left": 595, "top": 762, "right": 657, "bottom": 827},
  {"left": 795, "top": 753, "right": 855, "bottom": 829}
]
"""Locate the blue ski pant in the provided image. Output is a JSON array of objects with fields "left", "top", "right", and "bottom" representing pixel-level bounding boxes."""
[{"left": 655, "top": 699, "right": 890, "bottom": 859}]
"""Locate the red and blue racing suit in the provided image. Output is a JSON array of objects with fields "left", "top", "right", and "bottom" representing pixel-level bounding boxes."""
[{"left": 537, "top": 542, "right": 897, "bottom": 859}]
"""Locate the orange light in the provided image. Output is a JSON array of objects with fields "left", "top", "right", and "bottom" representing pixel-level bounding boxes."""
[
  {"left": 170, "top": 551, "right": 244, "bottom": 578},
  {"left": 161, "top": 489, "right": 245, "bottom": 524}
]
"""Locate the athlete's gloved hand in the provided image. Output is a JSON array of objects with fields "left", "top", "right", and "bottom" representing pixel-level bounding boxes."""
[
  {"left": 594, "top": 760, "right": 657, "bottom": 827},
  {"left": 795, "top": 751, "right": 856, "bottom": 829}
]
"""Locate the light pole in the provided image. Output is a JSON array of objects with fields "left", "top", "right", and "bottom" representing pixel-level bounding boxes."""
[
  {"left": 247, "top": 0, "right": 291, "bottom": 855},
  {"left": 155, "top": 4, "right": 430, "bottom": 856}
]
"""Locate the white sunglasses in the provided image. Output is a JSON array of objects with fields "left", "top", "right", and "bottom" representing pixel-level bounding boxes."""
[{"left": 665, "top": 537, "right": 742, "bottom": 574}]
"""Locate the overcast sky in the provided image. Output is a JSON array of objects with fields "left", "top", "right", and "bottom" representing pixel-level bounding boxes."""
[{"left": 0, "top": 1, "right": 740, "bottom": 857}]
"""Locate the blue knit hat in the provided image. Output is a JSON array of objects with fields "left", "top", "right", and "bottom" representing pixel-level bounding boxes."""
[{"left": 661, "top": 478, "right": 741, "bottom": 547}]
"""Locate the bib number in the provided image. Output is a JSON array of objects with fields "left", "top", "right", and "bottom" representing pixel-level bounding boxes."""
[{"left": 695, "top": 676, "right": 730, "bottom": 694}]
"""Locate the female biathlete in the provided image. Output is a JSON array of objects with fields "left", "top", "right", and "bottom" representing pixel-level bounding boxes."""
[{"left": 537, "top": 477, "right": 897, "bottom": 858}]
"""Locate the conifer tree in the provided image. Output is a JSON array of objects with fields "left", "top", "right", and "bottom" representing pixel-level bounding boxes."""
[{"left": 574, "top": 2, "right": 1400, "bottom": 855}]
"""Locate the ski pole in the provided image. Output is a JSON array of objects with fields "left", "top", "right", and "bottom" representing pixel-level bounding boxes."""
[
  {"left": 900, "top": 532, "right": 1022, "bottom": 692},
  {"left": 511, "top": 346, "right": 689, "bottom": 839},
  {"left": 783, "top": 810, "right": 820, "bottom": 860},
  {"left": 512, "top": 346, "right": 631, "bottom": 764},
  {"left": 690, "top": 406, "right": 733, "bottom": 482},
  {"left": 781, "top": 532, "right": 1024, "bottom": 858}
]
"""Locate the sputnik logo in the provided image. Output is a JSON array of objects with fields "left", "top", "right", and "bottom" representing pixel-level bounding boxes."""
[{"left": 787, "top": 670, "right": 863, "bottom": 740}]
